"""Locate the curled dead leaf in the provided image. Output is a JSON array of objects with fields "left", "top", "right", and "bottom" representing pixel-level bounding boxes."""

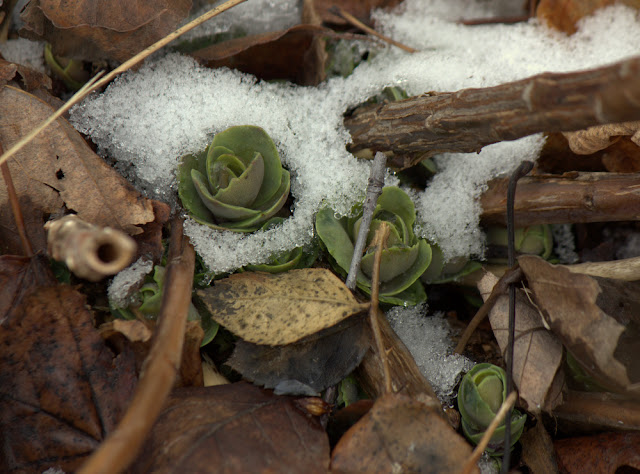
[
  {"left": 519, "top": 255, "right": 640, "bottom": 399},
  {"left": 536, "top": 0, "right": 640, "bottom": 35},
  {"left": 563, "top": 121, "right": 640, "bottom": 154}
]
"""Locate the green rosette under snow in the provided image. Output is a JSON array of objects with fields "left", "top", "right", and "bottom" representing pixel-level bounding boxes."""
[
  {"left": 315, "top": 186, "right": 432, "bottom": 305},
  {"left": 178, "top": 125, "right": 290, "bottom": 232},
  {"left": 458, "top": 363, "right": 526, "bottom": 455}
]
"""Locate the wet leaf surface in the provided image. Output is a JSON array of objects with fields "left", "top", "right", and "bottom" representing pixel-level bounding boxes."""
[
  {"left": 130, "top": 382, "right": 330, "bottom": 473},
  {"left": 0, "top": 284, "right": 137, "bottom": 472},
  {"left": 555, "top": 431, "right": 640, "bottom": 472},
  {"left": 20, "top": 0, "right": 192, "bottom": 63},
  {"left": 477, "top": 270, "right": 565, "bottom": 412},
  {"left": 0, "top": 85, "right": 156, "bottom": 255},
  {"left": 519, "top": 255, "right": 640, "bottom": 398},
  {"left": 197, "top": 268, "right": 369, "bottom": 346},
  {"left": 331, "top": 393, "right": 477, "bottom": 473},
  {"left": 228, "top": 313, "right": 369, "bottom": 394}
]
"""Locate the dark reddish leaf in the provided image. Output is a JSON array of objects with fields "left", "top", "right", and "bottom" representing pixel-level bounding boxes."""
[
  {"left": 0, "top": 285, "right": 137, "bottom": 472},
  {"left": 20, "top": 0, "right": 192, "bottom": 63},
  {"left": 191, "top": 24, "right": 331, "bottom": 86},
  {"left": 331, "top": 393, "right": 477, "bottom": 473},
  {"left": 228, "top": 314, "right": 369, "bottom": 394},
  {"left": 130, "top": 382, "right": 330, "bottom": 473},
  {"left": 555, "top": 432, "right": 640, "bottom": 473}
]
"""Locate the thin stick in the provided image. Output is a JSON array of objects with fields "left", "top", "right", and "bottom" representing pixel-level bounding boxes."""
[
  {"left": 0, "top": 142, "right": 33, "bottom": 256},
  {"left": 78, "top": 217, "right": 195, "bottom": 474},
  {"left": 368, "top": 222, "right": 393, "bottom": 394},
  {"left": 329, "top": 6, "right": 417, "bottom": 53},
  {"left": 0, "top": 0, "right": 247, "bottom": 169},
  {"left": 460, "top": 391, "right": 518, "bottom": 474},
  {"left": 454, "top": 266, "right": 522, "bottom": 354},
  {"left": 502, "top": 161, "right": 533, "bottom": 474},
  {"left": 346, "top": 152, "right": 387, "bottom": 290}
]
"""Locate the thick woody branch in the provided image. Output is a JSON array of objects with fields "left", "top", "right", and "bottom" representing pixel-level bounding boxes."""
[
  {"left": 480, "top": 172, "right": 640, "bottom": 226},
  {"left": 345, "top": 57, "right": 640, "bottom": 169}
]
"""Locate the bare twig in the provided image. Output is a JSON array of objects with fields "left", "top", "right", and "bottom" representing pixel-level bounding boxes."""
[
  {"left": 369, "top": 223, "right": 392, "bottom": 394},
  {"left": 503, "top": 161, "right": 533, "bottom": 473},
  {"left": 461, "top": 391, "right": 518, "bottom": 474},
  {"left": 329, "top": 6, "right": 417, "bottom": 53},
  {"left": 78, "top": 217, "right": 196, "bottom": 474},
  {"left": 0, "top": 0, "right": 247, "bottom": 169},
  {"left": 0, "top": 142, "right": 33, "bottom": 257},
  {"left": 563, "top": 257, "right": 640, "bottom": 281},
  {"left": 345, "top": 57, "right": 640, "bottom": 169},
  {"left": 346, "top": 152, "right": 387, "bottom": 290},
  {"left": 480, "top": 172, "right": 640, "bottom": 226}
]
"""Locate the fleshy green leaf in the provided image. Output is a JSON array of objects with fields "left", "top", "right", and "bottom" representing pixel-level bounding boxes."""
[{"left": 212, "top": 153, "right": 264, "bottom": 208}]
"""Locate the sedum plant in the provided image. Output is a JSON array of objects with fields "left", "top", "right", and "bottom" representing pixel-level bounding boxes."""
[
  {"left": 315, "top": 186, "right": 432, "bottom": 305},
  {"left": 457, "top": 363, "right": 526, "bottom": 455},
  {"left": 243, "top": 217, "right": 318, "bottom": 273},
  {"left": 485, "top": 225, "right": 553, "bottom": 264},
  {"left": 178, "top": 125, "right": 290, "bottom": 232}
]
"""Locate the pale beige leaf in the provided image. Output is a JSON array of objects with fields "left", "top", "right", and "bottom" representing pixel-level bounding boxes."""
[
  {"left": 477, "top": 270, "right": 565, "bottom": 413},
  {"left": 563, "top": 121, "right": 640, "bottom": 154},
  {"left": 197, "top": 268, "right": 369, "bottom": 346}
]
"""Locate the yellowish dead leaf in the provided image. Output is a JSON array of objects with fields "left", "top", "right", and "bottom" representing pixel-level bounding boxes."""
[
  {"left": 563, "top": 121, "right": 640, "bottom": 154},
  {"left": 197, "top": 268, "right": 369, "bottom": 346}
]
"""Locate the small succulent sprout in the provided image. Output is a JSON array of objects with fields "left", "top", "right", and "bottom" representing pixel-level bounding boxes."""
[
  {"left": 315, "top": 186, "right": 432, "bottom": 305},
  {"left": 243, "top": 217, "right": 318, "bottom": 273},
  {"left": 457, "top": 363, "right": 526, "bottom": 454},
  {"left": 485, "top": 225, "right": 553, "bottom": 263},
  {"left": 44, "top": 44, "right": 90, "bottom": 91},
  {"left": 421, "top": 244, "right": 482, "bottom": 284},
  {"left": 178, "top": 125, "right": 290, "bottom": 232}
]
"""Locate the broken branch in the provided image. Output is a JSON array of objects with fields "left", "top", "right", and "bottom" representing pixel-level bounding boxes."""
[{"left": 345, "top": 57, "right": 640, "bottom": 168}]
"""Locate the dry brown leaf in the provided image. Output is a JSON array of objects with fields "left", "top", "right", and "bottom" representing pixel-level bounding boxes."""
[
  {"left": 191, "top": 23, "right": 331, "bottom": 86},
  {"left": 520, "top": 420, "right": 559, "bottom": 474},
  {"left": 0, "top": 284, "right": 137, "bottom": 472},
  {"left": 129, "top": 382, "right": 330, "bottom": 473},
  {"left": 519, "top": 255, "right": 640, "bottom": 399},
  {"left": 228, "top": 314, "right": 369, "bottom": 394},
  {"left": 477, "top": 270, "right": 565, "bottom": 412},
  {"left": 197, "top": 268, "right": 369, "bottom": 346},
  {"left": 563, "top": 121, "right": 640, "bottom": 154},
  {"left": 537, "top": 0, "right": 640, "bottom": 35},
  {"left": 0, "top": 56, "right": 52, "bottom": 91},
  {"left": 331, "top": 393, "right": 477, "bottom": 473},
  {"left": 555, "top": 432, "right": 640, "bottom": 472},
  {"left": 20, "top": 0, "right": 192, "bottom": 63},
  {"left": 0, "top": 85, "right": 155, "bottom": 255}
]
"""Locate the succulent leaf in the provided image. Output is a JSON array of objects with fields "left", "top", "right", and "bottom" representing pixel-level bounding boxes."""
[
  {"left": 315, "top": 186, "right": 431, "bottom": 305},
  {"left": 178, "top": 125, "right": 290, "bottom": 232},
  {"left": 458, "top": 363, "right": 527, "bottom": 454}
]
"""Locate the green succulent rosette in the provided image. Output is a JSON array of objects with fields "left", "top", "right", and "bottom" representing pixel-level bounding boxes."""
[
  {"left": 458, "top": 363, "right": 526, "bottom": 455},
  {"left": 178, "top": 125, "right": 290, "bottom": 232},
  {"left": 421, "top": 244, "right": 482, "bottom": 284},
  {"left": 242, "top": 217, "right": 318, "bottom": 273},
  {"left": 315, "top": 186, "right": 432, "bottom": 306}
]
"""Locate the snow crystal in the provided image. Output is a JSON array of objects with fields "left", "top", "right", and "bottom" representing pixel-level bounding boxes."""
[
  {"left": 107, "top": 257, "right": 154, "bottom": 307},
  {"left": 0, "top": 38, "right": 46, "bottom": 73},
  {"left": 386, "top": 305, "right": 475, "bottom": 402},
  {"left": 69, "top": 1, "right": 640, "bottom": 272},
  {"left": 551, "top": 224, "right": 579, "bottom": 264}
]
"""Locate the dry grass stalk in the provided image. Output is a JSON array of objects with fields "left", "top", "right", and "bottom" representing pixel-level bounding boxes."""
[
  {"left": 78, "top": 217, "right": 196, "bottom": 474},
  {"left": 44, "top": 215, "right": 136, "bottom": 282}
]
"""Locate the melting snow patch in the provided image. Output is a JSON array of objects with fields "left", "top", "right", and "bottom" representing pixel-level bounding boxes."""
[{"left": 69, "top": 1, "right": 640, "bottom": 273}]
